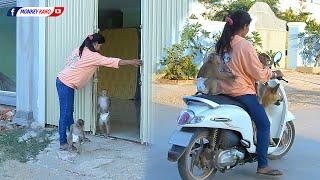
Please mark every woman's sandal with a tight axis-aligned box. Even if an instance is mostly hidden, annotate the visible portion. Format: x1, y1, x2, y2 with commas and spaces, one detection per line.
257, 169, 283, 176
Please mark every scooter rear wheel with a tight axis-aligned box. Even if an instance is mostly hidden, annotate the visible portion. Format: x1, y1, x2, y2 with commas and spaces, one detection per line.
178, 130, 217, 180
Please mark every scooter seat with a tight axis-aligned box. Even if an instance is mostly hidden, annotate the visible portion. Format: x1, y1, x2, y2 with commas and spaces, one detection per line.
194, 94, 246, 110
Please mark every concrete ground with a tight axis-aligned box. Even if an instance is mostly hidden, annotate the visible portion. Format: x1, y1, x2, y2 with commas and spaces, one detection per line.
146, 104, 320, 180
0, 133, 147, 180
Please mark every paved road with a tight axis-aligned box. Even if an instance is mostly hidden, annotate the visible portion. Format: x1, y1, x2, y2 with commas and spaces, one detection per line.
146, 103, 320, 180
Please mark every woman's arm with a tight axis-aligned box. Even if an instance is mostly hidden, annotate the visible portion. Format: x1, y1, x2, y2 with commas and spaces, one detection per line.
119, 59, 143, 67
93, 52, 142, 68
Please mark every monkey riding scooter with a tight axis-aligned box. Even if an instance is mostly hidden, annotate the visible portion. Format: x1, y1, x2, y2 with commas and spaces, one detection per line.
167, 51, 295, 180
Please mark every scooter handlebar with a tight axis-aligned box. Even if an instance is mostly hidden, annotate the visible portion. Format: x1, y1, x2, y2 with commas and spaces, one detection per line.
277, 77, 289, 83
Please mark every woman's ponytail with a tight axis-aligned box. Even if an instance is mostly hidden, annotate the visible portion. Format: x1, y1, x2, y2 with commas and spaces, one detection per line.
78, 33, 105, 58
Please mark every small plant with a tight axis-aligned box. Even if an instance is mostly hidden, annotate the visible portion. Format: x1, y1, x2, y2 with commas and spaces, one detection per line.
181, 22, 221, 64
246, 31, 263, 53
0, 128, 54, 163
160, 44, 197, 80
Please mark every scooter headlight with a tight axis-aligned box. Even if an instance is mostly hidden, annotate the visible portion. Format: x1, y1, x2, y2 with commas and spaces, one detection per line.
177, 110, 195, 125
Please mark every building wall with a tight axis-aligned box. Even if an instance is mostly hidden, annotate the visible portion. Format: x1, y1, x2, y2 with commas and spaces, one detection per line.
249, 2, 287, 68
13, 0, 44, 124
0, 7, 16, 90
46, 0, 97, 131
0, 1, 17, 106
143, 0, 197, 72
140, 0, 196, 143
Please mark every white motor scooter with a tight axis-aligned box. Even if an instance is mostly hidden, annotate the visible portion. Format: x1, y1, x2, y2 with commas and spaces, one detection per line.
168, 52, 295, 180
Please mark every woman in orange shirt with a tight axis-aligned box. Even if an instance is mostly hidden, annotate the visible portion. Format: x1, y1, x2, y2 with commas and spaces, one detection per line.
56, 33, 142, 150
216, 10, 283, 176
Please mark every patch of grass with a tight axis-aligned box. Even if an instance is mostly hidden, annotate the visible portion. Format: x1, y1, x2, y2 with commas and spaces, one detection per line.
0, 128, 54, 163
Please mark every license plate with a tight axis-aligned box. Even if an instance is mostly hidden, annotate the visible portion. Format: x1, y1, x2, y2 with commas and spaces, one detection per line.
169, 131, 194, 147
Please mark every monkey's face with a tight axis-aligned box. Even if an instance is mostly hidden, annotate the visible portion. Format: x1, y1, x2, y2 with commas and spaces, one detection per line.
208, 55, 221, 66
101, 90, 107, 97
76, 119, 85, 128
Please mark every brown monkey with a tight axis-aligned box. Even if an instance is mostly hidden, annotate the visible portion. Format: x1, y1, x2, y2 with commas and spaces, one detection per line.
258, 53, 271, 69
196, 53, 236, 95
97, 90, 111, 136
67, 119, 88, 153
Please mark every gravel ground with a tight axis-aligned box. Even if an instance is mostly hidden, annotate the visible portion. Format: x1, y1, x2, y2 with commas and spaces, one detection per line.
153, 70, 320, 111
0, 132, 147, 180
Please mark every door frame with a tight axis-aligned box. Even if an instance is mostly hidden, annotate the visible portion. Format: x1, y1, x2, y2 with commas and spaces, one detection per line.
93, 0, 152, 144
140, 0, 152, 144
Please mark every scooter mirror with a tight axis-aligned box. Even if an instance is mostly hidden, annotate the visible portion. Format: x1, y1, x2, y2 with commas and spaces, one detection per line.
273, 51, 282, 63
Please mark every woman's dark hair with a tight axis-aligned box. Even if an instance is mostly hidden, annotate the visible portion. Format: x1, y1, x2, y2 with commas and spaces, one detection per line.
216, 10, 252, 55
79, 33, 105, 57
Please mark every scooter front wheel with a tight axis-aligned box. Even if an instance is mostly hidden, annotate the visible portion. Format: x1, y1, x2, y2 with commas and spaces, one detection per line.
178, 130, 217, 180
268, 121, 295, 160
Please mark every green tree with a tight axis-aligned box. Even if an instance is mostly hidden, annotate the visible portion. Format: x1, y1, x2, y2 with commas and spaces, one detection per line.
298, 32, 320, 67
198, 0, 320, 35
278, 8, 320, 35
278, 8, 310, 22
199, 0, 280, 21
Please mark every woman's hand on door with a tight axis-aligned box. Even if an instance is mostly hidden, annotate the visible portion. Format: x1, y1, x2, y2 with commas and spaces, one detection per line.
119, 59, 143, 67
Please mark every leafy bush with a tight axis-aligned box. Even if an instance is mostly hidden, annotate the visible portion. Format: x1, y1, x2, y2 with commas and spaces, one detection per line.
246, 31, 263, 53
160, 21, 264, 80
160, 22, 216, 80
0, 128, 54, 163
160, 44, 197, 80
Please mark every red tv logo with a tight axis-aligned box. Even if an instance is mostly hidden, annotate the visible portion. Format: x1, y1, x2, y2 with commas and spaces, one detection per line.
50, 7, 64, 17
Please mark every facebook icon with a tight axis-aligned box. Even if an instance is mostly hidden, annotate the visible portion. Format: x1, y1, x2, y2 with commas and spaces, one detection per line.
7, 7, 22, 17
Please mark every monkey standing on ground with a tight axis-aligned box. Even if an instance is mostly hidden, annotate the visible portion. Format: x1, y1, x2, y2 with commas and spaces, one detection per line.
67, 119, 88, 153
97, 90, 111, 136
197, 53, 236, 95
